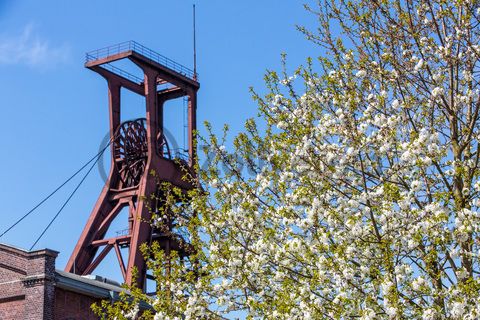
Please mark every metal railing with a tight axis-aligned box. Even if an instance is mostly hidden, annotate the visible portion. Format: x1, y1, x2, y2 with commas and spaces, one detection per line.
101, 63, 144, 84
85, 41, 196, 80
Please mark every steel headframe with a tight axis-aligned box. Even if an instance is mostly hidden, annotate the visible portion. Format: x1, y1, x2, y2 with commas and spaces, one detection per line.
65, 41, 200, 291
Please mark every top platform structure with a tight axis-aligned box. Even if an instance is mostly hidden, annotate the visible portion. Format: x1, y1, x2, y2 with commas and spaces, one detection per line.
85, 41, 199, 91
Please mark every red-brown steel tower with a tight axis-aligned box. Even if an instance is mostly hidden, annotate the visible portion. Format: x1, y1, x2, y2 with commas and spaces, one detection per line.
65, 41, 199, 290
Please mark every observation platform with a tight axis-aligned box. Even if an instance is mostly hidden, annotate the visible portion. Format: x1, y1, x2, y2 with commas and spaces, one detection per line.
85, 41, 199, 95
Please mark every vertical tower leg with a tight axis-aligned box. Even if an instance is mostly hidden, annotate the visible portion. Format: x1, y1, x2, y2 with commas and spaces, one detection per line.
125, 69, 159, 289
125, 180, 156, 288
187, 89, 197, 167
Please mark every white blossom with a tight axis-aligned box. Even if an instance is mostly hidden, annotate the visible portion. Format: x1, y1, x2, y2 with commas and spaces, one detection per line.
356, 70, 367, 77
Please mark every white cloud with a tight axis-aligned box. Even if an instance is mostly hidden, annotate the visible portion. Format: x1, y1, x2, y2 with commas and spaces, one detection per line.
0, 23, 70, 68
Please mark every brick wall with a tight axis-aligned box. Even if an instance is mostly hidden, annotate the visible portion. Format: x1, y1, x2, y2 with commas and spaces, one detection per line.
24, 248, 58, 320
0, 244, 58, 320
0, 243, 122, 320
0, 244, 28, 308
54, 288, 101, 320
0, 298, 25, 319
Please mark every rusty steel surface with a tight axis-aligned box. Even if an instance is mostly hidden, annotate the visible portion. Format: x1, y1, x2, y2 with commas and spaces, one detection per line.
65, 42, 199, 291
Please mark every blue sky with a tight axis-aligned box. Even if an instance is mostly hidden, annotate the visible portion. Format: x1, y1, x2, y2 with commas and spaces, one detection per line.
0, 0, 317, 283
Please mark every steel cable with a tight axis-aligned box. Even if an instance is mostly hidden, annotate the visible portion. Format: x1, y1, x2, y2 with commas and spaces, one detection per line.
29, 144, 108, 250
0, 139, 113, 240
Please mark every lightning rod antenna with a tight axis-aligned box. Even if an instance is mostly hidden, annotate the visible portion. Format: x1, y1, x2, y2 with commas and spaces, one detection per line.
193, 4, 197, 80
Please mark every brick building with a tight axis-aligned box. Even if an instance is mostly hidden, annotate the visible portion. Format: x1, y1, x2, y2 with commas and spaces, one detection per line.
0, 243, 124, 320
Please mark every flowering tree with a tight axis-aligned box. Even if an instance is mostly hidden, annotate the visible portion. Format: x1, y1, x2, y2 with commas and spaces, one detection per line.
95, 0, 480, 318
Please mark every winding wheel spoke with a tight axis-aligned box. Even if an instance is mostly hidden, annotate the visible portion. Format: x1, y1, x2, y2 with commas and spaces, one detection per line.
113, 118, 172, 189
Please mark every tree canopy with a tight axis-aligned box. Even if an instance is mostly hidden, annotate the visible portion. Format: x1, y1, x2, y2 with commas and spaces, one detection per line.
95, 0, 480, 318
